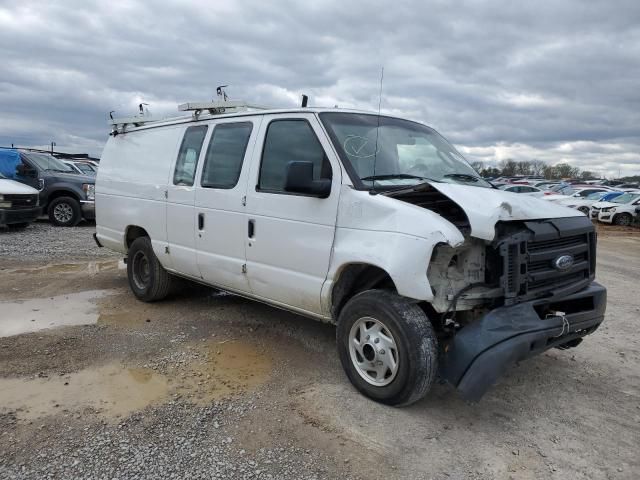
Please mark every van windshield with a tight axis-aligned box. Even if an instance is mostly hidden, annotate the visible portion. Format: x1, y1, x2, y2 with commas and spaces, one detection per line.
24, 153, 75, 173
320, 113, 491, 190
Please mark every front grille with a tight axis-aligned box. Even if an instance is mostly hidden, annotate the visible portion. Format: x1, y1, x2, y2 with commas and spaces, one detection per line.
4, 194, 38, 209
493, 218, 595, 305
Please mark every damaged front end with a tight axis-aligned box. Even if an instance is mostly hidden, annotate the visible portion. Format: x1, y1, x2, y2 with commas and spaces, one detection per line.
387, 183, 607, 401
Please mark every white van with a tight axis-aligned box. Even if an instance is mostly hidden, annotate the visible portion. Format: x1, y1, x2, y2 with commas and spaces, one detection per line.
96, 101, 607, 405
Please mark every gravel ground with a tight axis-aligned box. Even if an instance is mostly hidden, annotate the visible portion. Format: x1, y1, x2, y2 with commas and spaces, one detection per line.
0, 224, 639, 479
0, 220, 117, 263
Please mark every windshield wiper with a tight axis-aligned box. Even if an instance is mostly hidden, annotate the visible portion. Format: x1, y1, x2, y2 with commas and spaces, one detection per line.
443, 173, 481, 182
361, 173, 440, 182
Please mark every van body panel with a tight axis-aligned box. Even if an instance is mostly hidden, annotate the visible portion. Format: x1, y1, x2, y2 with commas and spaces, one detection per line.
96, 126, 183, 261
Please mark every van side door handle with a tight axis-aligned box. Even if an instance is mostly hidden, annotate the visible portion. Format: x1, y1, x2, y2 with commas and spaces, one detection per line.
198, 213, 205, 230
248, 219, 255, 238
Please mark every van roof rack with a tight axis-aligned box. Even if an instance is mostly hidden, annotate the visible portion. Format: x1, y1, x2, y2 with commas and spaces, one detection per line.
108, 99, 272, 134
177, 100, 271, 115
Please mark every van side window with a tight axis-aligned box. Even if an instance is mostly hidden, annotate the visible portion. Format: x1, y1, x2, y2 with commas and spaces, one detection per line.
173, 125, 208, 186
258, 120, 332, 193
201, 122, 253, 189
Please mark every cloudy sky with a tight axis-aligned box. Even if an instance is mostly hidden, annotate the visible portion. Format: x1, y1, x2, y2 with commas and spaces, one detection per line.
1, 0, 639, 178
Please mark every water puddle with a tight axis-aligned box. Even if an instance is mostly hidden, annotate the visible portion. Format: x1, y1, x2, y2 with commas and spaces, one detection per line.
1, 260, 122, 275
0, 340, 272, 421
0, 290, 114, 337
0, 364, 168, 420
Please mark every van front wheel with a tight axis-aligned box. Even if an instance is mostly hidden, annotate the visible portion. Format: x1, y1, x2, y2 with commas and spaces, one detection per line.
336, 290, 438, 406
127, 237, 171, 302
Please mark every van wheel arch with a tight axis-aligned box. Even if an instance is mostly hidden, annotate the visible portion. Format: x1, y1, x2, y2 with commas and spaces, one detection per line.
331, 264, 397, 319
125, 225, 150, 249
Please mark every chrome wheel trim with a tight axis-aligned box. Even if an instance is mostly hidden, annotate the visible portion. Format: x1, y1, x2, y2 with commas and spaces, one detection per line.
349, 316, 399, 387
53, 203, 73, 223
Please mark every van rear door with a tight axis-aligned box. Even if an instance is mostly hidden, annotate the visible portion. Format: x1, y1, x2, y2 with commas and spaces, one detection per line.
194, 118, 261, 293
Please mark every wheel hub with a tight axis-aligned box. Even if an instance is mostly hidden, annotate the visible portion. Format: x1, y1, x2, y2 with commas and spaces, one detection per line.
53, 203, 73, 223
349, 316, 399, 386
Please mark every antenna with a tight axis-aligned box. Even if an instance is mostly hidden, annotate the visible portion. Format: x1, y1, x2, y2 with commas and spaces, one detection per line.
372, 67, 384, 192
216, 85, 229, 102
301, 94, 309, 107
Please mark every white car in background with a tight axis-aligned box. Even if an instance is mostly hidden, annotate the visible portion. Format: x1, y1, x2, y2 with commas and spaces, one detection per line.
498, 184, 544, 196
557, 191, 622, 215
592, 192, 640, 225
544, 185, 616, 203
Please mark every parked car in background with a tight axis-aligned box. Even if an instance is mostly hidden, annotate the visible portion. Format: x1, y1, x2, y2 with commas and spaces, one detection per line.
0, 172, 42, 229
533, 181, 562, 190
498, 184, 544, 196
0, 148, 95, 226
557, 191, 625, 215
62, 160, 97, 176
594, 192, 640, 226
544, 185, 615, 202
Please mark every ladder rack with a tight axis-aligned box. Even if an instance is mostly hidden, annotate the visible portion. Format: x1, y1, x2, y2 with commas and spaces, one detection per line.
108, 100, 272, 133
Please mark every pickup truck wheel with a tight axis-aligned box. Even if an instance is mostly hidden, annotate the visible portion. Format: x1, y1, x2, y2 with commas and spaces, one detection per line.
127, 237, 171, 302
336, 290, 438, 406
48, 196, 81, 227
613, 213, 632, 226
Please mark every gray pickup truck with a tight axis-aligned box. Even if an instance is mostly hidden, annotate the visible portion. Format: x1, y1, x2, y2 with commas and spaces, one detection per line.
0, 148, 95, 226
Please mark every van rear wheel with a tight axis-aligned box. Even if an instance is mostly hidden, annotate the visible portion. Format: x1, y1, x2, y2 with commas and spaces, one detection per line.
336, 290, 438, 406
127, 237, 171, 302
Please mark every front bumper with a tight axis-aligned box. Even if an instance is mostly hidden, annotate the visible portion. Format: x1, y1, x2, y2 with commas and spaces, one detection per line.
598, 212, 613, 223
0, 206, 42, 226
440, 282, 606, 401
80, 200, 95, 220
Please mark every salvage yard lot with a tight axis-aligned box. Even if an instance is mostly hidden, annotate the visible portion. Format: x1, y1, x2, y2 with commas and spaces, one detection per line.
1, 221, 639, 479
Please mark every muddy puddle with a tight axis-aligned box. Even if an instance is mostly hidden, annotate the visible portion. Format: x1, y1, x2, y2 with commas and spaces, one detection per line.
0, 364, 168, 420
0, 340, 272, 421
173, 340, 273, 404
0, 259, 122, 275
0, 289, 115, 337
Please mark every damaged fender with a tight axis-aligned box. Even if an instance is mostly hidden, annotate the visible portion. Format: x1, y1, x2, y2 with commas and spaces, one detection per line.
320, 186, 465, 315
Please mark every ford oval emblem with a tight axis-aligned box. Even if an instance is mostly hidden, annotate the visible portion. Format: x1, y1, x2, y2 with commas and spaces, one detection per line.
553, 254, 574, 271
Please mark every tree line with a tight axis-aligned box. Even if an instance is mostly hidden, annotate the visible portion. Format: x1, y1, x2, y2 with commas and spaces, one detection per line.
470, 159, 595, 180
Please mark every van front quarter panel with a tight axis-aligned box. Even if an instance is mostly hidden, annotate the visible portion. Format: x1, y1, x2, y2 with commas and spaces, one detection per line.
322, 186, 466, 316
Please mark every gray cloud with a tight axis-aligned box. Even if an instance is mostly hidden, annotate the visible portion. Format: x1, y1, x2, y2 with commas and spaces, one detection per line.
0, 0, 639, 177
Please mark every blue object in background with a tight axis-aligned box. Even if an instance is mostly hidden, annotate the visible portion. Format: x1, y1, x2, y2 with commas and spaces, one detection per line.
0, 148, 21, 179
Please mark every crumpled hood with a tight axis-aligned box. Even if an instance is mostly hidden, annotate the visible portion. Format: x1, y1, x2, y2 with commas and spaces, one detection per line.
425, 182, 582, 241
0, 178, 39, 195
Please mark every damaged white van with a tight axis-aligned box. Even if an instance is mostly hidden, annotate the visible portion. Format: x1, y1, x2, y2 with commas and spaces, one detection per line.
95, 101, 606, 405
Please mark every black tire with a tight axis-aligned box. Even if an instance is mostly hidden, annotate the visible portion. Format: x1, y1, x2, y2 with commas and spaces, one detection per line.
578, 206, 590, 215
336, 289, 438, 406
7, 222, 30, 230
613, 213, 632, 226
48, 196, 81, 227
127, 236, 171, 302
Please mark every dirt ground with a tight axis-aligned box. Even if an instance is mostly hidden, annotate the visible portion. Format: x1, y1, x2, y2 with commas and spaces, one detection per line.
0, 224, 639, 479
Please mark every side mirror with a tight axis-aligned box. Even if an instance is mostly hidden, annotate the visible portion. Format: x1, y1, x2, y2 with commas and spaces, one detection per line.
284, 161, 331, 198
16, 164, 37, 177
